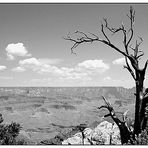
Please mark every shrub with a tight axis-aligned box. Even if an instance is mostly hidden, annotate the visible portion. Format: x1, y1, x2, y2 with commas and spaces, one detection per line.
127, 128, 148, 145
0, 113, 22, 145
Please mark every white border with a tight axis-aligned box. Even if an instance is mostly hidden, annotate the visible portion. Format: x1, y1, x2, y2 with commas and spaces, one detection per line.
0, 0, 147, 3
0, 2, 147, 148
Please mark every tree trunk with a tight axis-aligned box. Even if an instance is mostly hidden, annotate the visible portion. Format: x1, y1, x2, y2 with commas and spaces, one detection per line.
118, 122, 131, 144
134, 84, 142, 135
134, 72, 145, 135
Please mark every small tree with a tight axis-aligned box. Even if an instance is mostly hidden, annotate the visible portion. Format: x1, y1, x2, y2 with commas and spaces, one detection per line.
65, 6, 148, 144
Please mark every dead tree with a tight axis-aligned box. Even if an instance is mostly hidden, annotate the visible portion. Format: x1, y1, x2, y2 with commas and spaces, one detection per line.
98, 96, 132, 144
65, 6, 148, 139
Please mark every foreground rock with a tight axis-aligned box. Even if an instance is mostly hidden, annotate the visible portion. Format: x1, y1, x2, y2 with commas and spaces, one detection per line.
62, 121, 121, 145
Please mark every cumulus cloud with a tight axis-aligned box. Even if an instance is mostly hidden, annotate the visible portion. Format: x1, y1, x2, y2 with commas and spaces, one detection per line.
0, 66, 7, 71
18, 58, 109, 81
19, 58, 62, 66
112, 58, 126, 65
6, 43, 32, 60
19, 57, 40, 66
77, 59, 109, 73
19, 57, 56, 73
11, 66, 26, 72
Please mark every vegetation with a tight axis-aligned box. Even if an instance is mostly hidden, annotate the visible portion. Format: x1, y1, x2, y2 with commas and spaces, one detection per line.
0, 113, 23, 145
127, 128, 148, 145
65, 6, 148, 144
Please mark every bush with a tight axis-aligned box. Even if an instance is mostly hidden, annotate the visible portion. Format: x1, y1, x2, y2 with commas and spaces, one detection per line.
0, 113, 22, 145
127, 128, 148, 145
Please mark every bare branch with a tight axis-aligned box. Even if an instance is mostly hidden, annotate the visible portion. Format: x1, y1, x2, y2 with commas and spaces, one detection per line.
64, 32, 99, 54
123, 109, 129, 122
65, 31, 128, 57
137, 52, 144, 59
104, 113, 112, 118
102, 96, 110, 106
101, 23, 111, 43
98, 105, 110, 110
121, 24, 129, 55
129, 44, 135, 51
87, 138, 94, 145
103, 18, 130, 55
134, 39, 143, 57
124, 57, 136, 80
143, 60, 148, 73
75, 30, 93, 40
103, 18, 123, 34
128, 37, 144, 60
128, 55, 139, 70
126, 6, 135, 46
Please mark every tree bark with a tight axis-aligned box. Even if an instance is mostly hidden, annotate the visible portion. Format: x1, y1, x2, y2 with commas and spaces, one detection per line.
134, 69, 146, 135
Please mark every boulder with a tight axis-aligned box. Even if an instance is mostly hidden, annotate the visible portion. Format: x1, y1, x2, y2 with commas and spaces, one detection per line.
91, 121, 121, 144
62, 121, 121, 145
62, 128, 93, 145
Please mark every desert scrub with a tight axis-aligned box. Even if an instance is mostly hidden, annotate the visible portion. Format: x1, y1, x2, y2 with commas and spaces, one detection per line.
0, 113, 22, 145
127, 128, 148, 145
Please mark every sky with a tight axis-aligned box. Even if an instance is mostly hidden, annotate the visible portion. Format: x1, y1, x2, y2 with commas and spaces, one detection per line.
0, 4, 148, 87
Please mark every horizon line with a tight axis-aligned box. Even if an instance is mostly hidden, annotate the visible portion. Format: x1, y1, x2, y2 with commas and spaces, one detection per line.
0, 86, 135, 89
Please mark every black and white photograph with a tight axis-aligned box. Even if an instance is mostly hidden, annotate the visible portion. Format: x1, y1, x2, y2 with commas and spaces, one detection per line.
0, 2, 148, 145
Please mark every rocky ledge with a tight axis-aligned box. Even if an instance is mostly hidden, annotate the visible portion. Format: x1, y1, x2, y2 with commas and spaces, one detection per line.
39, 121, 121, 145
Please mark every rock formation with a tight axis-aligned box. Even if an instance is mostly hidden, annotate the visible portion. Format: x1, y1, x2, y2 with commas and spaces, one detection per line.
62, 121, 121, 145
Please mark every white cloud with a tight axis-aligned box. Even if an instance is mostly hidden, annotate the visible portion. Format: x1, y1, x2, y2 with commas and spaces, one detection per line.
0, 66, 7, 71
7, 54, 15, 60
19, 57, 55, 73
19, 57, 40, 66
11, 66, 26, 72
112, 58, 126, 65
6, 43, 32, 60
19, 58, 62, 66
18, 58, 109, 81
77, 59, 109, 73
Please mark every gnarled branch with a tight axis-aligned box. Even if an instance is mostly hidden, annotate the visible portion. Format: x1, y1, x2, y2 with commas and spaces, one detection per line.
98, 96, 132, 144
124, 57, 136, 80
64, 30, 128, 57
126, 6, 135, 46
